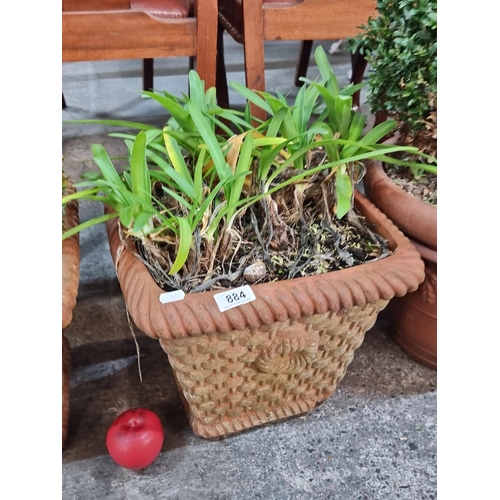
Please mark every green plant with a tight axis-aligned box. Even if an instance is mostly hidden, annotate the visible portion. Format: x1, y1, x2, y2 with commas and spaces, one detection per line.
231, 45, 435, 210
62, 166, 77, 231
347, 0, 437, 149
63, 48, 430, 293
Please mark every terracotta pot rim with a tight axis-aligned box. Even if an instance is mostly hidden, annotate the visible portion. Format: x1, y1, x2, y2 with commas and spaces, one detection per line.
105, 192, 425, 341
410, 238, 437, 265
363, 159, 437, 250
62, 187, 81, 330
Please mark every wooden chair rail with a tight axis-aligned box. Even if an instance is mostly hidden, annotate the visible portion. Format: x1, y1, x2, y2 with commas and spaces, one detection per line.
263, 0, 377, 40
62, 13, 197, 62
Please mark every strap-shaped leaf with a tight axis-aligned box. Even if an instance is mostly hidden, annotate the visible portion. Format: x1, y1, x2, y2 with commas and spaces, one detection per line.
216, 110, 254, 134
309, 82, 339, 132
188, 70, 207, 114
266, 141, 418, 190
279, 108, 299, 143
92, 144, 132, 207
62, 212, 118, 240
168, 217, 193, 275
373, 152, 437, 174
260, 137, 294, 186
340, 82, 366, 97
347, 112, 367, 143
205, 86, 217, 106
63, 119, 155, 131
361, 120, 398, 145
146, 150, 197, 201
132, 210, 154, 235
292, 82, 320, 137
62, 187, 101, 204
229, 132, 254, 209
341, 119, 397, 159
130, 131, 151, 205
186, 101, 230, 181
142, 91, 192, 131
335, 170, 353, 219
334, 95, 353, 139
192, 171, 231, 228
318, 123, 340, 164
158, 183, 193, 211
224, 133, 246, 173
229, 82, 274, 115
119, 204, 134, 229
193, 147, 207, 206
314, 45, 340, 96
159, 130, 200, 155
163, 127, 195, 189
260, 93, 290, 116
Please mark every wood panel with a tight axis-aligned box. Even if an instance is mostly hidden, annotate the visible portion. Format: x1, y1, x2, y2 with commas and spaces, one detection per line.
62, 12, 197, 61
263, 0, 378, 41
62, 0, 131, 12
194, 0, 218, 88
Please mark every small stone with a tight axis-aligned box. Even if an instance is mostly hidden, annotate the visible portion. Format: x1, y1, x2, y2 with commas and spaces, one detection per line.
243, 261, 266, 283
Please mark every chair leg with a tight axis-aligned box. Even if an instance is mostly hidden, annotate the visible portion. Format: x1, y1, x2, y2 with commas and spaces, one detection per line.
143, 58, 154, 91
188, 56, 196, 98
62, 93, 67, 109
241, 0, 266, 122
193, 0, 218, 89
216, 24, 230, 109
294, 40, 313, 87
350, 48, 368, 110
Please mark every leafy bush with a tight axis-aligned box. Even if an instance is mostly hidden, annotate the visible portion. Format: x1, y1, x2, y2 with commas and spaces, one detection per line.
348, 0, 437, 135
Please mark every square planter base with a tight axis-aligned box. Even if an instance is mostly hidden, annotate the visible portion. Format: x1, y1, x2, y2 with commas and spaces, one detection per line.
159, 301, 387, 438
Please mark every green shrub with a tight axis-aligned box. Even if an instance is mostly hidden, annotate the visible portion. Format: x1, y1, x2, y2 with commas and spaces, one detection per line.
348, 0, 437, 135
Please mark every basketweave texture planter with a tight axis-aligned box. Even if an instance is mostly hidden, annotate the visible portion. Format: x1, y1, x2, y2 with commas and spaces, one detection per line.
105, 191, 425, 438
62, 186, 80, 448
363, 159, 437, 370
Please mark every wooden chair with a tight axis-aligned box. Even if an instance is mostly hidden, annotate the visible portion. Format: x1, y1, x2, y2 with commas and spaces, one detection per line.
62, 0, 217, 106
216, 0, 377, 120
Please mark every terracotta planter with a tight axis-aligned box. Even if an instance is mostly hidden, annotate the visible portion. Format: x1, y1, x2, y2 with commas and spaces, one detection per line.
62, 188, 80, 448
362, 159, 437, 370
105, 191, 425, 438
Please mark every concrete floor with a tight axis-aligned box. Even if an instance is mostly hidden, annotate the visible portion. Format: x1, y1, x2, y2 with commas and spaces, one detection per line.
62, 36, 437, 500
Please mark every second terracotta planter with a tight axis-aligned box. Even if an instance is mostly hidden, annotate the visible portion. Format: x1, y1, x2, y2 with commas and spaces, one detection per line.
362, 159, 437, 370
105, 191, 425, 438
62, 184, 80, 448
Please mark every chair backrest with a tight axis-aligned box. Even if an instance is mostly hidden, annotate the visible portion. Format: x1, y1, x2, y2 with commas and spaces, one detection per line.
62, 0, 216, 88
63, 0, 132, 12
219, 0, 302, 42
63, 0, 191, 16
217, 0, 377, 119
130, 0, 190, 18
262, 0, 378, 41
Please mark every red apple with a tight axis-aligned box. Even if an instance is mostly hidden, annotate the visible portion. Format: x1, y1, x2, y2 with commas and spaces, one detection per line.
106, 408, 164, 470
